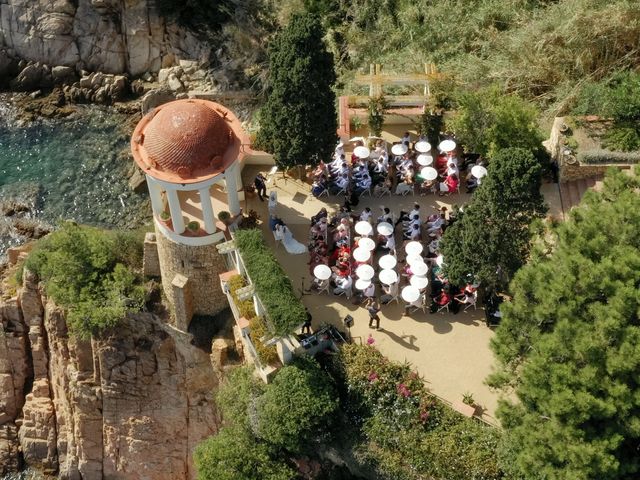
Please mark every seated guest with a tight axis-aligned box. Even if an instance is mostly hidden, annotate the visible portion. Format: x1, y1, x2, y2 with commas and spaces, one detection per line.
395, 181, 413, 196
333, 274, 353, 297
330, 173, 349, 194
430, 289, 452, 312
311, 207, 328, 226
403, 214, 421, 229
419, 178, 437, 196
380, 281, 399, 304
446, 162, 459, 177
401, 131, 411, 146
403, 223, 421, 241
354, 173, 372, 194
374, 178, 392, 198
397, 203, 420, 225
359, 207, 373, 223
380, 233, 396, 252
377, 206, 392, 224
439, 173, 459, 195
311, 178, 327, 197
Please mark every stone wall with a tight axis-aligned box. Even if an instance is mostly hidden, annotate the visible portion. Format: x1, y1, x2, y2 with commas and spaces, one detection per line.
155, 229, 230, 327
0, 270, 225, 479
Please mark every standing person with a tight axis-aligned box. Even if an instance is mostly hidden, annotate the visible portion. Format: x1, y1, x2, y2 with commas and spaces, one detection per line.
302, 309, 313, 334
254, 173, 267, 201
365, 298, 381, 329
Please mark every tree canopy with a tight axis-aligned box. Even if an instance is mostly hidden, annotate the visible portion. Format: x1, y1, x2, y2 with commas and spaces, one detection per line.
490, 168, 640, 479
255, 12, 337, 169
440, 147, 546, 289
256, 357, 338, 452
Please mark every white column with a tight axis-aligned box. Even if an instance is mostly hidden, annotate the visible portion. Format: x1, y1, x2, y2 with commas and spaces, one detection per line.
166, 188, 185, 234
199, 187, 216, 234
147, 177, 164, 216
225, 163, 241, 216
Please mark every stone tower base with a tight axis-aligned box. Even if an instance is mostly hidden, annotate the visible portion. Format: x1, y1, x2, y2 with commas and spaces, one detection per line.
155, 228, 230, 330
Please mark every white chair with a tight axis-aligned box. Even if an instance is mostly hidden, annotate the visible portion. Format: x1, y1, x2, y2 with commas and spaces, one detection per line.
334, 286, 352, 300
316, 187, 329, 198
359, 187, 372, 198
463, 291, 478, 311
436, 301, 450, 314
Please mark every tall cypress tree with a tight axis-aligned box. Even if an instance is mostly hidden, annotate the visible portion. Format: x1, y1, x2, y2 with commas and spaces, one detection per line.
256, 13, 337, 170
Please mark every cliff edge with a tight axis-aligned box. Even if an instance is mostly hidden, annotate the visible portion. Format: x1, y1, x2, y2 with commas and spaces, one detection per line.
0, 270, 222, 479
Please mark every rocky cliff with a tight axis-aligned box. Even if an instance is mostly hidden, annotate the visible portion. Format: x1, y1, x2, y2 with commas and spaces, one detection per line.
0, 0, 208, 76
0, 270, 223, 479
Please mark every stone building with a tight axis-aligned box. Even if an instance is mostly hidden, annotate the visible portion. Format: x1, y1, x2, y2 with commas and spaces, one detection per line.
131, 98, 246, 330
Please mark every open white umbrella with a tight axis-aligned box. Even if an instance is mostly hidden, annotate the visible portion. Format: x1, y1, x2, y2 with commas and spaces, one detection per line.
414, 141, 431, 153
406, 254, 424, 265
410, 275, 429, 289
376, 222, 394, 236
379, 269, 399, 285
391, 143, 408, 156
471, 165, 488, 179
401, 285, 421, 303
358, 237, 376, 251
355, 278, 371, 290
405, 241, 424, 256
354, 146, 371, 159
411, 262, 429, 276
438, 139, 456, 152
378, 254, 397, 270
355, 221, 373, 236
313, 264, 332, 280
420, 167, 438, 181
417, 154, 434, 166
353, 247, 371, 263
356, 264, 375, 281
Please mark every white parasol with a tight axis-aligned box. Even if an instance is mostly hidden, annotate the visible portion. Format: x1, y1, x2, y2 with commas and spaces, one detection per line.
313, 264, 332, 280
438, 139, 456, 152
420, 167, 438, 181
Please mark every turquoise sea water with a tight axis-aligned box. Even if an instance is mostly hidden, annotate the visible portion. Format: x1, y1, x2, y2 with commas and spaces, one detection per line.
0, 98, 150, 258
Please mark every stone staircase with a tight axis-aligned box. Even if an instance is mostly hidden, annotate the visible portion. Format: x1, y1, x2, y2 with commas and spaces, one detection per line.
559, 175, 603, 216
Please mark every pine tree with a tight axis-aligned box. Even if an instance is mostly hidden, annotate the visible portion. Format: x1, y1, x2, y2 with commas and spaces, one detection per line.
256, 13, 337, 170
440, 147, 546, 290
490, 168, 640, 479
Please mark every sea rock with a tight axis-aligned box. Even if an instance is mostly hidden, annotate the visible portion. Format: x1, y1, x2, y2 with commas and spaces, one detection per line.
11, 64, 44, 91
51, 65, 76, 83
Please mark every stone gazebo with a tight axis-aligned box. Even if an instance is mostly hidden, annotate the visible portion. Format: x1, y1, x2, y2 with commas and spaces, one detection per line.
131, 98, 246, 330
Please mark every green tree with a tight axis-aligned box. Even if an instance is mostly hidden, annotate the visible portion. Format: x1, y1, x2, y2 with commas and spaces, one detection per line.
256, 357, 338, 452
194, 426, 295, 480
450, 86, 544, 159
256, 12, 337, 170
490, 168, 640, 479
441, 148, 545, 289
367, 95, 388, 136
216, 366, 265, 429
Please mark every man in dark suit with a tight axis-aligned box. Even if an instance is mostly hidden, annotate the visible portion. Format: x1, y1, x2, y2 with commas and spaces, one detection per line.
254, 173, 267, 201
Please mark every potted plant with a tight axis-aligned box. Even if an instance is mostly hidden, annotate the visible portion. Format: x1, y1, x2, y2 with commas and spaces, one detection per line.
462, 392, 476, 407
217, 211, 231, 225
186, 220, 201, 235
159, 210, 172, 229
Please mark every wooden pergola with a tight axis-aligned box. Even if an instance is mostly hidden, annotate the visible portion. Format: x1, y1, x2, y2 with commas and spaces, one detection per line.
346, 63, 441, 108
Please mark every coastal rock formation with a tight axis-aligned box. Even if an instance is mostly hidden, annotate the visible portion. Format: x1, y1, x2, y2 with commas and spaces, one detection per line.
0, 0, 208, 76
0, 271, 222, 478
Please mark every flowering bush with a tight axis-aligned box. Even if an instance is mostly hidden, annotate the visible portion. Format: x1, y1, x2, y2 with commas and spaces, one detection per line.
335, 344, 503, 480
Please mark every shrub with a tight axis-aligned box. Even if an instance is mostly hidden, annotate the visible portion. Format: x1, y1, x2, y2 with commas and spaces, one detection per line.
367, 95, 388, 137
578, 149, 640, 164
216, 366, 265, 428
194, 426, 295, 480
227, 275, 256, 319
234, 229, 306, 335
249, 317, 279, 366
256, 357, 338, 452
25, 223, 145, 337
336, 344, 503, 480
602, 124, 640, 152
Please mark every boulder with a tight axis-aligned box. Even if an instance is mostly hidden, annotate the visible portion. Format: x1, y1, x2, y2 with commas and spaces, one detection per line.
158, 67, 172, 84
11, 64, 43, 91
167, 73, 184, 93
141, 89, 175, 114
51, 65, 76, 83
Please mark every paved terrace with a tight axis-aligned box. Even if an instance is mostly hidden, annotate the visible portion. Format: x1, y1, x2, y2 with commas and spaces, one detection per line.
240, 157, 563, 426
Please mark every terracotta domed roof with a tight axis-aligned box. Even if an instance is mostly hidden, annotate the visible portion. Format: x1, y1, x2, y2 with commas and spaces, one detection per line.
141, 100, 231, 177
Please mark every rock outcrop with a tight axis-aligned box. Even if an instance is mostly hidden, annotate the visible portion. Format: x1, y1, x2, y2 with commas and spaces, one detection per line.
0, 271, 222, 479
0, 0, 209, 77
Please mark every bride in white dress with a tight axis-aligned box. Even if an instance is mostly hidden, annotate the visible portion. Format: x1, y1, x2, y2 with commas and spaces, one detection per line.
275, 224, 306, 254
